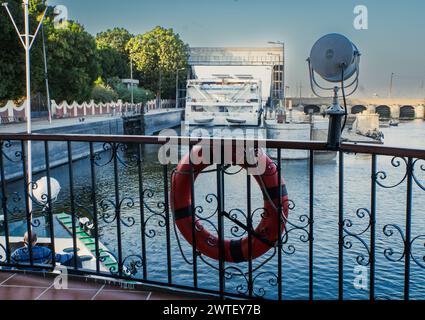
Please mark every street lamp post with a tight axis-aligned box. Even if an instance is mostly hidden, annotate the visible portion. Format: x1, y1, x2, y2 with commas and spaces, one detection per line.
389, 72, 395, 98
130, 57, 134, 105
158, 68, 162, 109
3, 1, 49, 215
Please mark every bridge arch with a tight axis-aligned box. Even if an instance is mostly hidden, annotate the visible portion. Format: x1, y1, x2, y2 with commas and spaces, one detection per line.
351, 105, 367, 114
375, 105, 391, 120
399, 105, 415, 120
304, 105, 321, 115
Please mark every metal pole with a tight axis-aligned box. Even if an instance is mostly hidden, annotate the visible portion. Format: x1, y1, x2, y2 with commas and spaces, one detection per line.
24, 0, 33, 214
3, 1, 48, 220
176, 69, 179, 109
299, 81, 303, 99
389, 72, 394, 98
130, 58, 134, 105
158, 69, 162, 109
282, 42, 286, 116
269, 69, 274, 118
41, 24, 52, 124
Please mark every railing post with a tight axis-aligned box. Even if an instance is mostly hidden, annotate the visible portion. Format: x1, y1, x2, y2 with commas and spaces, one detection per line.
246, 171, 253, 298
277, 148, 283, 301
44, 141, 56, 267
370, 155, 377, 301
309, 150, 315, 300
137, 144, 147, 279
163, 164, 172, 285
0, 141, 11, 264
67, 141, 78, 270
89, 142, 101, 274
338, 151, 344, 300
189, 145, 198, 289
404, 157, 413, 300
217, 160, 225, 299
112, 142, 123, 276
21, 140, 33, 266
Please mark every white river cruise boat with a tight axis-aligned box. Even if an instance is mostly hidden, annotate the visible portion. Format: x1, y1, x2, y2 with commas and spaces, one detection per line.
185, 77, 264, 127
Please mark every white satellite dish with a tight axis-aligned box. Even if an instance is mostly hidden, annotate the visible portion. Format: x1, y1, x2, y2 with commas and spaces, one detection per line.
309, 33, 360, 83
33, 177, 61, 206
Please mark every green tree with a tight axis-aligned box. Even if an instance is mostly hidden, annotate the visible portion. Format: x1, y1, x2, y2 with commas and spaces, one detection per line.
96, 28, 132, 81
0, 0, 45, 102
96, 27, 132, 54
0, 1, 100, 104
97, 46, 129, 81
45, 20, 100, 103
126, 26, 189, 99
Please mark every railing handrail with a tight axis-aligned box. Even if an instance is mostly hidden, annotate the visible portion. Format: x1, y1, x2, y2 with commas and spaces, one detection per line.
1, 133, 425, 160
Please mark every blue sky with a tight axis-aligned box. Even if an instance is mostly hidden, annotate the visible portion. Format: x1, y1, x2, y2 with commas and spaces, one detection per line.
49, 0, 425, 98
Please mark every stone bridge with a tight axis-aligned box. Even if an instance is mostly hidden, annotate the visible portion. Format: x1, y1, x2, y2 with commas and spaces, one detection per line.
288, 97, 425, 120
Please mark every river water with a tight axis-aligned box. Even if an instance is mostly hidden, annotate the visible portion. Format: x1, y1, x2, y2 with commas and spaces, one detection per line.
2, 120, 425, 300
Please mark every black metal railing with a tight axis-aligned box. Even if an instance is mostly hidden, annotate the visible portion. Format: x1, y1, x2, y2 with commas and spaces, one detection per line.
0, 133, 424, 300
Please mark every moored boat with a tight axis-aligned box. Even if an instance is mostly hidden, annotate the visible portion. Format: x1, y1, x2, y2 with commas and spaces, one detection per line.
185, 77, 263, 127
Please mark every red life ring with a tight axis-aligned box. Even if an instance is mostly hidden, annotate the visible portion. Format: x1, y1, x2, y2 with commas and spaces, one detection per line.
171, 146, 289, 263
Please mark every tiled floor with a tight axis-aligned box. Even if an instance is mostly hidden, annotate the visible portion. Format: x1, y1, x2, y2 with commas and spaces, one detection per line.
0, 271, 204, 300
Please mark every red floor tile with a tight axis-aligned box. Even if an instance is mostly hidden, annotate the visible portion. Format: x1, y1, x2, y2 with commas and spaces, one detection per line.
2, 273, 53, 288
37, 288, 99, 300
0, 271, 209, 300
63, 277, 104, 290
0, 272, 15, 284
0, 287, 45, 300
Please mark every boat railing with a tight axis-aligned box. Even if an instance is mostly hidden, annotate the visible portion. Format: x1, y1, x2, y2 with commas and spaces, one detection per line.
0, 133, 424, 300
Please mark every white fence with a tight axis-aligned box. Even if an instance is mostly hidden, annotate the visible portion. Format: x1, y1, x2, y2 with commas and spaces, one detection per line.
0, 99, 176, 123
145, 99, 176, 111
51, 100, 142, 118
0, 100, 27, 123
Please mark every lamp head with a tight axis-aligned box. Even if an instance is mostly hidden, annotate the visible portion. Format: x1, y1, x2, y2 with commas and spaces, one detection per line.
309, 33, 360, 83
